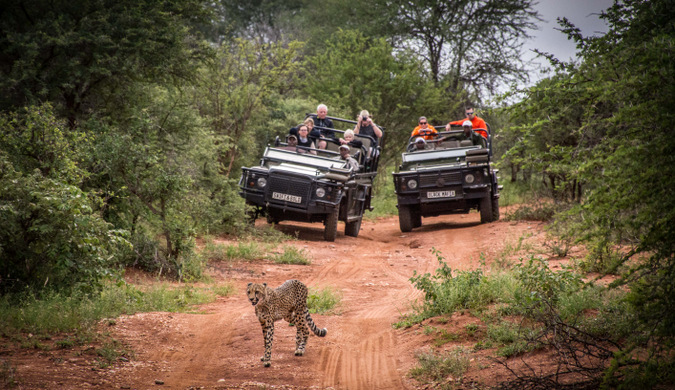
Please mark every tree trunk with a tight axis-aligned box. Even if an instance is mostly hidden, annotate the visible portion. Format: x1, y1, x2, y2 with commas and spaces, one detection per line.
510, 163, 519, 182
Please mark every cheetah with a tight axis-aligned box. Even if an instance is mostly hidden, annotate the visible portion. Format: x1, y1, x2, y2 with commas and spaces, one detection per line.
247, 279, 327, 367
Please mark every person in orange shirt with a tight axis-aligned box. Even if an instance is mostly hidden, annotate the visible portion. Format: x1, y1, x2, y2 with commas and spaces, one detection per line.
445, 107, 488, 139
410, 116, 438, 140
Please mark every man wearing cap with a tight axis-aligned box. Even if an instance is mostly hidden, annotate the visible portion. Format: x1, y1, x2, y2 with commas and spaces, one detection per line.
282, 134, 299, 152
445, 106, 488, 138
338, 144, 359, 172
414, 137, 428, 151
458, 120, 484, 147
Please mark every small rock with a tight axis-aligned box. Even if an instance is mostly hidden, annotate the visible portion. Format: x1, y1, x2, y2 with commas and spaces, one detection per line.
155, 379, 164, 385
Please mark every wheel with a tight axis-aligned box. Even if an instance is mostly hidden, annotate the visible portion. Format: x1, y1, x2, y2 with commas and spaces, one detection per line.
398, 205, 414, 232
245, 204, 258, 225
344, 218, 362, 237
412, 207, 422, 228
480, 193, 494, 223
324, 208, 339, 241
491, 196, 500, 221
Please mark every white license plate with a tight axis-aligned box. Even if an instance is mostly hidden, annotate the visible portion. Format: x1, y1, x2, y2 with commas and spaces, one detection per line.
272, 192, 302, 203
427, 190, 455, 199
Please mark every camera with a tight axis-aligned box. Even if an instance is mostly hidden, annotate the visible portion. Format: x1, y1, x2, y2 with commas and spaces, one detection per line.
362, 116, 369, 122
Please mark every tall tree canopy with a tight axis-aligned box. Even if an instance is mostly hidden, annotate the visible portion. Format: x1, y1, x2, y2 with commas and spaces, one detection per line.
0, 0, 212, 126
500, 0, 675, 384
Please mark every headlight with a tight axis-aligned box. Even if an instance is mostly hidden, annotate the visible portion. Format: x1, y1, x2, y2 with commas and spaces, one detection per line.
315, 187, 326, 198
465, 174, 475, 184
407, 179, 418, 189
256, 177, 267, 188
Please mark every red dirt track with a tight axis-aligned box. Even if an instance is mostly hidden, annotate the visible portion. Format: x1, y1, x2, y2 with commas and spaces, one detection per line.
7, 213, 545, 389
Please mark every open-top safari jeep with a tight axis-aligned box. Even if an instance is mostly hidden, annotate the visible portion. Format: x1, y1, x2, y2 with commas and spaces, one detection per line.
392, 124, 500, 232
239, 116, 381, 241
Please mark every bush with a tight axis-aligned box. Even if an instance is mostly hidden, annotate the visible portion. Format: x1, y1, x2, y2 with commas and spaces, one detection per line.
0, 156, 129, 295
307, 286, 341, 314
410, 348, 470, 387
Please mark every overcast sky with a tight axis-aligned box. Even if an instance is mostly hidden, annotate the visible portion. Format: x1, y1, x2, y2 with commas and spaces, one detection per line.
522, 0, 614, 82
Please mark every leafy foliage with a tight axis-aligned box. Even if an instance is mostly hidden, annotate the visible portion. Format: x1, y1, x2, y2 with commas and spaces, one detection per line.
0, 106, 128, 295
500, 2, 675, 384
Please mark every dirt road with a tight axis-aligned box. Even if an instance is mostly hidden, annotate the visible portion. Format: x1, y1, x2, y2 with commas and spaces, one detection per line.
9, 213, 542, 389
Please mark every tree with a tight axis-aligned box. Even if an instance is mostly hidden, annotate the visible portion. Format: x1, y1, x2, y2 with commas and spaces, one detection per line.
303, 29, 456, 169
0, 0, 212, 126
192, 38, 305, 177
500, 0, 675, 385
329, 0, 539, 94
0, 105, 127, 295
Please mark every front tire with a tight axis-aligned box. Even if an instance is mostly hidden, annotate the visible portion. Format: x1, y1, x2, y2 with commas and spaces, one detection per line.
491, 196, 500, 221
412, 207, 422, 228
480, 192, 494, 223
398, 205, 414, 232
324, 208, 339, 241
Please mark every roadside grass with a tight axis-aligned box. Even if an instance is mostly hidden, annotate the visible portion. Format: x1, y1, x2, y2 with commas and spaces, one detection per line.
269, 245, 311, 265
0, 358, 17, 388
410, 348, 471, 389
397, 247, 629, 387
202, 240, 265, 262
308, 286, 342, 314
0, 280, 234, 339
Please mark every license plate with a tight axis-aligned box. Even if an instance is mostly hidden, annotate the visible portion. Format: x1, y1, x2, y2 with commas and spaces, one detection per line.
272, 192, 302, 203
427, 190, 455, 199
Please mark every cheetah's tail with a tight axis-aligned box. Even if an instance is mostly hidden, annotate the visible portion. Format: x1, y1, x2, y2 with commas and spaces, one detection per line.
304, 309, 327, 337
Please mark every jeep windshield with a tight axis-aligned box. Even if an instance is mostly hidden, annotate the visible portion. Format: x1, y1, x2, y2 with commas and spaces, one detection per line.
401, 146, 481, 171
263, 147, 348, 173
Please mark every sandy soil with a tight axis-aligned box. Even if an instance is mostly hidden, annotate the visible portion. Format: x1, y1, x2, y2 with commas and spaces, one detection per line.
4, 213, 552, 390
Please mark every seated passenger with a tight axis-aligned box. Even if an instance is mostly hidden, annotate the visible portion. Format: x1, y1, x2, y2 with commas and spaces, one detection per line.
339, 129, 363, 149
414, 137, 428, 151
312, 104, 336, 139
445, 106, 488, 138
353, 110, 383, 147
458, 120, 484, 147
410, 116, 438, 140
281, 134, 299, 152
296, 124, 317, 154
338, 144, 359, 172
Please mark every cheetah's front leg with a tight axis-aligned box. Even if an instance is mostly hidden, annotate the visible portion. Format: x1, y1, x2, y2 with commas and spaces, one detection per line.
261, 321, 274, 367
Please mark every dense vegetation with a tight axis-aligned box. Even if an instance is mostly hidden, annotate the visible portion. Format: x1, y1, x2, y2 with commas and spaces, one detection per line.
0, 0, 673, 387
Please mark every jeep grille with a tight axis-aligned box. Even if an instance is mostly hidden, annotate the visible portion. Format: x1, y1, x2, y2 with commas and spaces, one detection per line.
419, 172, 462, 187
267, 175, 312, 207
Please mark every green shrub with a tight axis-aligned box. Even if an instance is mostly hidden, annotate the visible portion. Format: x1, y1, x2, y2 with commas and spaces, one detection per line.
410, 348, 470, 386
0, 156, 129, 295
307, 286, 341, 314
400, 249, 516, 325
0, 281, 230, 336
270, 245, 311, 265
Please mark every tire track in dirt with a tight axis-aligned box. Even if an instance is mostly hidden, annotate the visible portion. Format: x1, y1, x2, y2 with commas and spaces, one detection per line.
318, 323, 402, 389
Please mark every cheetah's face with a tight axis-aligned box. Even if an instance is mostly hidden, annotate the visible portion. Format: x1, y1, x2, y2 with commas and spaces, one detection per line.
247, 282, 267, 306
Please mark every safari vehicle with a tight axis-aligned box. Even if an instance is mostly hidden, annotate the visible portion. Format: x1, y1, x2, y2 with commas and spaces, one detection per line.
239, 116, 381, 241
392, 125, 500, 232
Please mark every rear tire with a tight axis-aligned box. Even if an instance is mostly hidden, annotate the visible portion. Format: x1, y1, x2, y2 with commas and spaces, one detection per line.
344, 218, 362, 237
480, 193, 494, 223
324, 208, 339, 241
398, 205, 414, 232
